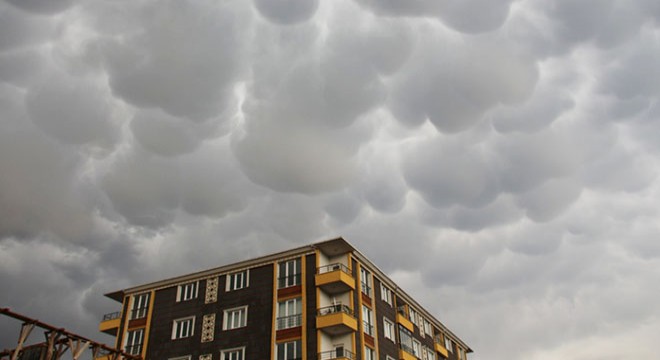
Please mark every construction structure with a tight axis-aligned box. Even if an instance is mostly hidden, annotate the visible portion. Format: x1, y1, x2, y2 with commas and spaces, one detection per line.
0, 307, 138, 360
98, 237, 472, 360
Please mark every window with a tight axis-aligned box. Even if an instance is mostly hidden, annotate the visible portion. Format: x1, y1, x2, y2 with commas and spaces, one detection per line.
386, 356, 396, 360
364, 346, 375, 360
177, 282, 198, 302
360, 267, 372, 297
458, 347, 465, 360
277, 298, 302, 329
226, 270, 249, 291
422, 347, 436, 360
380, 284, 393, 306
224, 306, 247, 330
124, 329, 143, 355
277, 340, 301, 360
130, 293, 150, 319
383, 317, 395, 341
445, 337, 453, 353
412, 339, 421, 357
409, 307, 418, 325
278, 258, 301, 288
423, 319, 433, 336
172, 316, 195, 339
399, 326, 414, 355
362, 305, 373, 336
221, 347, 245, 360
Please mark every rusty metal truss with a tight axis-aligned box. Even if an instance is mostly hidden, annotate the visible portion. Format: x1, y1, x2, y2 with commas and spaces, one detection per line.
0, 308, 140, 360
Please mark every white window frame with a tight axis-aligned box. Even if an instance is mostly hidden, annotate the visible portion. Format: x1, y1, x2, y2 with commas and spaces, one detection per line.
409, 307, 418, 325
130, 293, 150, 320
364, 346, 375, 360
424, 319, 433, 336
386, 356, 396, 360
169, 357, 191, 360
362, 305, 374, 336
220, 347, 245, 360
278, 258, 301, 288
223, 306, 248, 330
445, 337, 453, 353
172, 316, 195, 339
380, 283, 393, 306
277, 297, 302, 329
360, 267, 372, 297
124, 328, 143, 355
226, 270, 249, 291
177, 281, 199, 302
276, 340, 302, 360
412, 339, 421, 358
383, 317, 395, 341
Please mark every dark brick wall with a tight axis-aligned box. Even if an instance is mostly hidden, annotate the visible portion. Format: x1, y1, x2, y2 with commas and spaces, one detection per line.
373, 278, 398, 360
145, 264, 274, 360
305, 254, 318, 359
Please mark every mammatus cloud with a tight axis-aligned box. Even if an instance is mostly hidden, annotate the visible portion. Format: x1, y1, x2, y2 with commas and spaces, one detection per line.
1, 0, 659, 359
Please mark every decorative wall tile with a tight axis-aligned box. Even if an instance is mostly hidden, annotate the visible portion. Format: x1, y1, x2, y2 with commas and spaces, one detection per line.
201, 313, 215, 343
199, 354, 212, 360
205, 277, 218, 304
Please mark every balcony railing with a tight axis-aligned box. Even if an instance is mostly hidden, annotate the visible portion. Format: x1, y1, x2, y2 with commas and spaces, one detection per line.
317, 263, 351, 275
278, 274, 302, 288
129, 307, 148, 320
276, 314, 302, 329
317, 304, 353, 317
400, 343, 415, 356
318, 349, 356, 360
363, 322, 374, 336
124, 344, 142, 355
102, 311, 121, 321
360, 283, 372, 297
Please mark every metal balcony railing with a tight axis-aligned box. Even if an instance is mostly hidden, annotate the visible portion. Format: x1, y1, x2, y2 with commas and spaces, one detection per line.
317, 263, 351, 275
276, 314, 302, 329
400, 343, 415, 356
102, 311, 121, 321
278, 274, 302, 288
124, 344, 142, 355
363, 322, 374, 336
129, 307, 148, 320
317, 304, 354, 317
318, 349, 356, 360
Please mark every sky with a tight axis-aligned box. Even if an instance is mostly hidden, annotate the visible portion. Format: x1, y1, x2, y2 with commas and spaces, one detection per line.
0, 0, 659, 358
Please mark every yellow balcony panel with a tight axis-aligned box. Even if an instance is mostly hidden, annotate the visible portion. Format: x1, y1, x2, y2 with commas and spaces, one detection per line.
396, 313, 414, 332
315, 264, 355, 294
99, 311, 121, 336
399, 348, 417, 360
316, 305, 358, 336
435, 342, 449, 358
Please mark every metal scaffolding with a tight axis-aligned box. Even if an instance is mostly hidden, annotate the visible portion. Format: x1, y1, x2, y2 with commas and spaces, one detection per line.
0, 308, 140, 360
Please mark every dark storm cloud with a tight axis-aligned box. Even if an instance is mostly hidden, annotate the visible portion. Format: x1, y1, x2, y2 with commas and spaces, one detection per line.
1, 0, 659, 358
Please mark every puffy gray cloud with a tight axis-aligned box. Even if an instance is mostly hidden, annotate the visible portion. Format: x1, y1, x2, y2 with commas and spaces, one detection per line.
253, 0, 319, 25
5, 0, 75, 15
1, 0, 659, 359
100, 0, 247, 121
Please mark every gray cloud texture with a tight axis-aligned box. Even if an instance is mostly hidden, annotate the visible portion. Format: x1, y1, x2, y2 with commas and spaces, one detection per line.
1, 0, 659, 359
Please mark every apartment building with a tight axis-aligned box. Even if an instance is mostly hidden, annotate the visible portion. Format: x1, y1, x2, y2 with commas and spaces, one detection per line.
98, 237, 472, 360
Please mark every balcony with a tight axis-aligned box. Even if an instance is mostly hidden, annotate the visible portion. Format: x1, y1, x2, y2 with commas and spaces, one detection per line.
316, 305, 358, 335
99, 311, 121, 336
398, 346, 417, 360
318, 349, 356, 360
396, 308, 414, 333
315, 264, 355, 294
435, 341, 449, 358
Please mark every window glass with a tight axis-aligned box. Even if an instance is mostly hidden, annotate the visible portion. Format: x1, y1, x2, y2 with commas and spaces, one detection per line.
277, 298, 302, 329
172, 317, 195, 339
